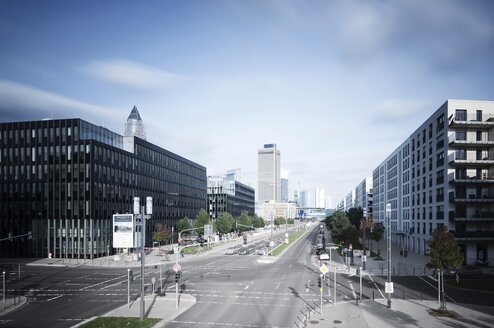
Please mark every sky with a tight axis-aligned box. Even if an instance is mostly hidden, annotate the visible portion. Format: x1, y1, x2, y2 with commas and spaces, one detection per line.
1, 0, 494, 206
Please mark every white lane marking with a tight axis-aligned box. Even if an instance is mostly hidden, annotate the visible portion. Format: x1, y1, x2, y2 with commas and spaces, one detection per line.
275, 282, 281, 290
244, 284, 250, 290
101, 280, 126, 290
368, 274, 385, 299
47, 294, 64, 302
281, 274, 286, 280
349, 282, 357, 299
79, 275, 125, 291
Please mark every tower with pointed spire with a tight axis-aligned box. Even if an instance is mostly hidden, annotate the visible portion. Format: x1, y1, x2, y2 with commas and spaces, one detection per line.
123, 105, 146, 153
124, 105, 146, 140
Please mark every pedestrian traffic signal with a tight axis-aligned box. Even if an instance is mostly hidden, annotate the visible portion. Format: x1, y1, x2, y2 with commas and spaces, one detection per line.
175, 271, 181, 283
128, 270, 134, 282
317, 275, 322, 287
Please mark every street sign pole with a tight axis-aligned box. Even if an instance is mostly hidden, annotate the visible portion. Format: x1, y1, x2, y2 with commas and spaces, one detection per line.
140, 205, 145, 320
386, 203, 392, 309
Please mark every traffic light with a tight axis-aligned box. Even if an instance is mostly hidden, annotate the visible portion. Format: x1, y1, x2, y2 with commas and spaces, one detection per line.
128, 270, 134, 282
317, 275, 322, 288
175, 271, 181, 283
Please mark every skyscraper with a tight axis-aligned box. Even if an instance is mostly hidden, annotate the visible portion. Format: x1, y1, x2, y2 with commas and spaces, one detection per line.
124, 105, 146, 140
258, 144, 281, 203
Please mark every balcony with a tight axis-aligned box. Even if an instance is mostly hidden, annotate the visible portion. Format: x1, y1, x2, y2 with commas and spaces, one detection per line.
449, 113, 494, 129
448, 172, 494, 184
448, 153, 494, 167
449, 210, 494, 222
448, 135, 494, 149
454, 230, 494, 240
449, 191, 494, 203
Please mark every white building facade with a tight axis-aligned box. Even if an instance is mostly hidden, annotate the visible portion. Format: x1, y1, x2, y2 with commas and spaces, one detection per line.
258, 144, 281, 203
372, 100, 494, 266
355, 177, 373, 219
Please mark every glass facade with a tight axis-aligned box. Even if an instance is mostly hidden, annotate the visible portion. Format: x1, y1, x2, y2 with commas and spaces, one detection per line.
0, 118, 207, 258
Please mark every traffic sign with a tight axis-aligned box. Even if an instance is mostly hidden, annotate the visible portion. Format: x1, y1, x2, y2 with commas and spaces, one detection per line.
172, 263, 181, 273
320, 263, 328, 275
362, 255, 367, 262
385, 282, 394, 293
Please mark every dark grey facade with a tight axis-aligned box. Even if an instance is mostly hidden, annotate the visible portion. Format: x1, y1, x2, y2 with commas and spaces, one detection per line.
0, 118, 207, 258
207, 177, 255, 220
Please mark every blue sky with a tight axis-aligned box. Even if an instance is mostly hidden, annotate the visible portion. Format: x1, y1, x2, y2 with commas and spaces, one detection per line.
1, 0, 494, 205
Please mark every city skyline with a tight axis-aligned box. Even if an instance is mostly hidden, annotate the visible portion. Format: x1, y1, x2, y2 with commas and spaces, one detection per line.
1, 1, 494, 203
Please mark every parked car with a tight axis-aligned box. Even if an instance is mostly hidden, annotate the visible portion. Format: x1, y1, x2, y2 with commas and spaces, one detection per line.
225, 247, 237, 255
319, 253, 329, 260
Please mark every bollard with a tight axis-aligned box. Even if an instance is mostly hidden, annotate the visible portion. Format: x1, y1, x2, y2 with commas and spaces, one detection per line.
372, 291, 375, 301
403, 290, 405, 300
420, 292, 423, 301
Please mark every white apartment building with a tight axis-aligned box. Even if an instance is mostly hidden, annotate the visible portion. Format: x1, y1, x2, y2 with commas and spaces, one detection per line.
355, 177, 373, 219
258, 144, 281, 203
344, 190, 356, 212
315, 188, 325, 208
372, 99, 494, 266
259, 200, 298, 222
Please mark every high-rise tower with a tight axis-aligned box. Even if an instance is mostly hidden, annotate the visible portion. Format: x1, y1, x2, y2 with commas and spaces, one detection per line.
258, 144, 281, 203
124, 105, 146, 140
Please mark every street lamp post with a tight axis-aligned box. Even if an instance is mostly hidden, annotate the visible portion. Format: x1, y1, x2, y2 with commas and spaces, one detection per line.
134, 197, 152, 321
386, 203, 392, 308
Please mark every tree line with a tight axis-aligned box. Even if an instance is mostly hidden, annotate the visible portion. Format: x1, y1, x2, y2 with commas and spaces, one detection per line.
152, 209, 267, 245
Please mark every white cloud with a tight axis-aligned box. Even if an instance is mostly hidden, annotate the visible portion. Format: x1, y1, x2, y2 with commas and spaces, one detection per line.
82, 59, 184, 90
369, 98, 431, 123
0, 79, 119, 120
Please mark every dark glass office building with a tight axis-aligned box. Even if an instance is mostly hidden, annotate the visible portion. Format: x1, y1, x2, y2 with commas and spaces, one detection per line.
207, 176, 255, 219
0, 117, 207, 258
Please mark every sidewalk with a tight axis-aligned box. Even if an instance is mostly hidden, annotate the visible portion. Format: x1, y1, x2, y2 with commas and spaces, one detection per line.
331, 239, 433, 277
0, 296, 27, 317
72, 293, 196, 328
300, 298, 494, 328
25, 227, 288, 269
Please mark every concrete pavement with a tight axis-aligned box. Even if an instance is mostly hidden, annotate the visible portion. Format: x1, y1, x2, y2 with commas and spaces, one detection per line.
4, 226, 494, 328
301, 298, 493, 328
72, 294, 196, 328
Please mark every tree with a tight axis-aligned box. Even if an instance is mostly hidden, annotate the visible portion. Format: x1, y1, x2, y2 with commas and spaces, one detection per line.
177, 217, 192, 236
237, 212, 252, 232
194, 208, 210, 235
274, 217, 286, 227
346, 207, 364, 230
252, 215, 265, 228
328, 214, 352, 244
370, 222, 385, 256
427, 225, 463, 311
360, 218, 375, 251
217, 213, 234, 235
152, 223, 172, 245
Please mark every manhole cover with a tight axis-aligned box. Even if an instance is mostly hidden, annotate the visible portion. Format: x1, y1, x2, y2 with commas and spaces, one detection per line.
309, 320, 319, 324
334, 320, 343, 324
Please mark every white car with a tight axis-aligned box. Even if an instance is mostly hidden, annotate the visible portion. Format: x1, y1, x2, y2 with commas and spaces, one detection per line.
319, 253, 329, 260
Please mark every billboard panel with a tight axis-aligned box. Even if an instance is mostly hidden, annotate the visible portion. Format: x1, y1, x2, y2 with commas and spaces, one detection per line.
113, 214, 134, 248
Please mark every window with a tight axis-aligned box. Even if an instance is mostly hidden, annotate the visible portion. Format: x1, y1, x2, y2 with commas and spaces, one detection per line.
456, 130, 466, 141
455, 109, 467, 121
477, 110, 482, 121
